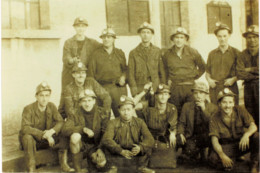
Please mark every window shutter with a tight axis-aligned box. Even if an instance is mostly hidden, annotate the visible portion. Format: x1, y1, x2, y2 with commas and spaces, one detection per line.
39, 0, 50, 29
128, 0, 149, 34
160, 0, 181, 48
207, 1, 232, 34
106, 0, 129, 35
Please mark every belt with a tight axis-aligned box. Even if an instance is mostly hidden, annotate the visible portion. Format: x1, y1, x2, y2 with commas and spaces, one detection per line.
98, 80, 116, 85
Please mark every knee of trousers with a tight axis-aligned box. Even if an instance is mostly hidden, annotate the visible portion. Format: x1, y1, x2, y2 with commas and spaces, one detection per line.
21, 134, 36, 149
70, 133, 82, 145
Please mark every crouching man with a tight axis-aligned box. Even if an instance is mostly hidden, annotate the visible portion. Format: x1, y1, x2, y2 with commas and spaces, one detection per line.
19, 82, 73, 172
101, 95, 155, 173
62, 89, 110, 172
209, 88, 259, 173
177, 81, 218, 162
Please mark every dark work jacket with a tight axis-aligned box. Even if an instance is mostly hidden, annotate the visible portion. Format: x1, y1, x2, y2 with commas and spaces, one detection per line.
178, 101, 218, 139
237, 49, 259, 83
61, 35, 101, 91
128, 43, 166, 96
20, 101, 64, 141
62, 106, 109, 145
101, 117, 154, 154
62, 77, 111, 119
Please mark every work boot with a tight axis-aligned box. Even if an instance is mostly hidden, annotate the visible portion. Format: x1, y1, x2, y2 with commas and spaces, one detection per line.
72, 152, 88, 173
58, 149, 75, 172
251, 161, 259, 173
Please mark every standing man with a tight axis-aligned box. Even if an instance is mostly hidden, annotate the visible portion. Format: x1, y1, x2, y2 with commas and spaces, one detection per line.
209, 88, 259, 173
206, 23, 240, 104
237, 25, 259, 127
101, 95, 155, 173
60, 62, 111, 119
177, 81, 218, 162
88, 28, 127, 117
61, 17, 101, 91
162, 27, 206, 114
128, 22, 166, 98
62, 89, 110, 172
19, 82, 73, 172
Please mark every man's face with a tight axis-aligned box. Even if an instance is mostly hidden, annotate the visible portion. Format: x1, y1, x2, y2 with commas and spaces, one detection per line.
216, 29, 230, 47
80, 97, 96, 112
91, 149, 107, 168
193, 90, 207, 103
218, 96, 235, 115
74, 24, 87, 36
36, 91, 51, 107
72, 71, 86, 83
173, 34, 187, 48
156, 92, 170, 104
119, 104, 134, 122
246, 34, 259, 48
139, 29, 153, 43
102, 35, 115, 48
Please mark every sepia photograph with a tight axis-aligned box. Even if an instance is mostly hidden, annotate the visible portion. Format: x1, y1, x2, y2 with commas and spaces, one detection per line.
1, 0, 259, 172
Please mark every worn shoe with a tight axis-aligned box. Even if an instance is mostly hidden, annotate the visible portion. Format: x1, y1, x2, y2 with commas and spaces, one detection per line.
251, 161, 259, 173
58, 149, 75, 172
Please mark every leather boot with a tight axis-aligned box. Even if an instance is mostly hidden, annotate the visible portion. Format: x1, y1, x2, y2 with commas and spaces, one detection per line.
58, 149, 75, 172
251, 161, 259, 173
72, 152, 88, 173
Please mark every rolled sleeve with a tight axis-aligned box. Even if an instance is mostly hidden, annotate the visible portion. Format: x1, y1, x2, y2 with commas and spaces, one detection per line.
209, 119, 220, 139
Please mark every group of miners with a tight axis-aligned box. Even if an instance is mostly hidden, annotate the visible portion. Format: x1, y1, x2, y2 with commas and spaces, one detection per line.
19, 17, 259, 173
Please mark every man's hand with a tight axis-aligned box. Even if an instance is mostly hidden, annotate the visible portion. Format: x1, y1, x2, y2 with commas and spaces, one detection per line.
83, 127, 94, 138
224, 77, 236, 87
135, 103, 143, 110
131, 144, 141, 156
120, 149, 133, 159
220, 154, 233, 168
180, 134, 186, 145
167, 80, 172, 86
208, 78, 218, 88
47, 136, 55, 147
169, 133, 176, 148
118, 76, 126, 86
69, 57, 80, 65
195, 101, 206, 111
143, 82, 152, 92
43, 129, 55, 139
239, 133, 250, 151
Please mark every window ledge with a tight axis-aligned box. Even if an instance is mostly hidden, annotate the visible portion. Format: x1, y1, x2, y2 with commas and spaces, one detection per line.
2, 29, 62, 39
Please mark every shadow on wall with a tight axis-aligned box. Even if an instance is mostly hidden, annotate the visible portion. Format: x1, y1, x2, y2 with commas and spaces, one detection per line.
2, 109, 22, 136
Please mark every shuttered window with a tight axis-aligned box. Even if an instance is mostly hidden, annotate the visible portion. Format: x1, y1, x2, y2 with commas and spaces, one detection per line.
2, 0, 50, 30
207, 0, 232, 34
106, 0, 150, 35
160, 0, 181, 48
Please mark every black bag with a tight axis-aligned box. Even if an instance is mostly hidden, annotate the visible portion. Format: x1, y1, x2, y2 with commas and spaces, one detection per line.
149, 136, 177, 169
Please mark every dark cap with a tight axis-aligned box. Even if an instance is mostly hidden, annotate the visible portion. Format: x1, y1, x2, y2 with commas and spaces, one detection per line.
170, 27, 189, 41
73, 17, 88, 27
118, 95, 135, 107
100, 28, 116, 38
217, 88, 236, 102
214, 22, 231, 35
72, 62, 87, 73
79, 89, 97, 101
155, 84, 170, 94
242, 25, 259, 37
137, 22, 154, 34
191, 81, 209, 94
36, 81, 51, 95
